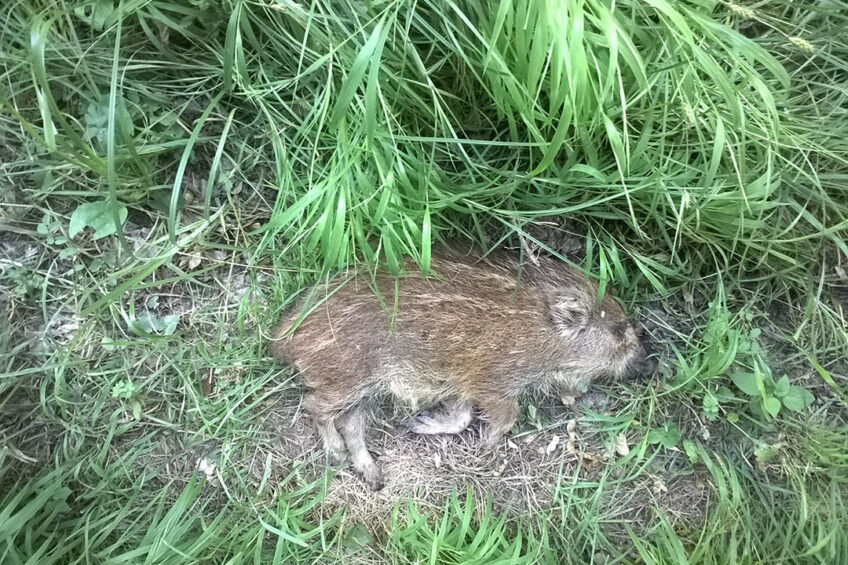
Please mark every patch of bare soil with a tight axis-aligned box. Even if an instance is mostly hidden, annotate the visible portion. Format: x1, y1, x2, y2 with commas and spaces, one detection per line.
0, 233, 80, 476
0, 395, 62, 472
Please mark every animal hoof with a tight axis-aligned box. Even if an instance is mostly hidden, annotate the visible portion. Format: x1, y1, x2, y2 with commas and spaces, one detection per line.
358, 464, 384, 490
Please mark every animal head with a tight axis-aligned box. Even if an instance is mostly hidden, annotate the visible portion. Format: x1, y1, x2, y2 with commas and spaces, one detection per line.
547, 286, 652, 381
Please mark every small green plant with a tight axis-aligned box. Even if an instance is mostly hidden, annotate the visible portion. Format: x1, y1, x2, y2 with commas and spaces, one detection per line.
129, 299, 180, 336
645, 422, 701, 463
111, 380, 138, 399
731, 362, 815, 421
112, 379, 142, 420
676, 293, 815, 424
675, 294, 758, 421
0, 265, 45, 299
36, 213, 78, 260
647, 421, 680, 450
521, 402, 543, 431
69, 200, 128, 240
131, 311, 179, 336
702, 385, 736, 422
83, 96, 134, 150
675, 296, 746, 390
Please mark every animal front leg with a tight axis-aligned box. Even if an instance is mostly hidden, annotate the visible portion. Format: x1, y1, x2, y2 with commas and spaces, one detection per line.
557, 373, 592, 407
477, 396, 519, 450
560, 393, 581, 407
303, 393, 347, 463
314, 415, 347, 464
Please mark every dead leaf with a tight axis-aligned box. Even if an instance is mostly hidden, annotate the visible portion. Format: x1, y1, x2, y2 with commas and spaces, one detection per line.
546, 435, 560, 455
582, 451, 603, 472
566, 419, 577, 454
615, 433, 630, 456
201, 372, 213, 396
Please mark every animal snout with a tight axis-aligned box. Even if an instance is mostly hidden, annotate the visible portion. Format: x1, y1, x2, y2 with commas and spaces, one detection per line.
627, 340, 658, 379
636, 353, 658, 377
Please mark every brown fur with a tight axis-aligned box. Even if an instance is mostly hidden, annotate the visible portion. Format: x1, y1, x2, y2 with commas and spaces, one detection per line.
270, 248, 650, 489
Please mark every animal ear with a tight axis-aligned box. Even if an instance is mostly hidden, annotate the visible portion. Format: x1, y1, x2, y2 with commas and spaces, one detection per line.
550, 290, 589, 327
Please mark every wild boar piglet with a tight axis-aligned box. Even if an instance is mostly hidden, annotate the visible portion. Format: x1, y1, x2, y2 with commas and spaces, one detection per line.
271, 248, 653, 489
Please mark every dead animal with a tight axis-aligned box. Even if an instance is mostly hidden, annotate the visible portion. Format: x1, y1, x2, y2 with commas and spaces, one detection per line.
271, 248, 653, 489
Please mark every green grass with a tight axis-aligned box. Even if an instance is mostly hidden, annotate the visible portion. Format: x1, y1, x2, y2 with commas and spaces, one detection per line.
2, 0, 847, 562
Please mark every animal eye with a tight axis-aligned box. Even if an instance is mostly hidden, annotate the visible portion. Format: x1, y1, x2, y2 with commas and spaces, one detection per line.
612, 323, 628, 338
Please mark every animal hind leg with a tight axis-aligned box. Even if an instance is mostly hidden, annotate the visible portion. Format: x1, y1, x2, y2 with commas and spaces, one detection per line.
314, 415, 347, 464
407, 398, 473, 435
337, 405, 383, 490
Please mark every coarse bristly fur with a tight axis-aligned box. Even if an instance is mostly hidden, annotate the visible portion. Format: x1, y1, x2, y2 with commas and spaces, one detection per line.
270, 247, 653, 489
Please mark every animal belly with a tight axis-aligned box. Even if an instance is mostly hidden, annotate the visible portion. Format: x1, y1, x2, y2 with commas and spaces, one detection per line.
377, 358, 450, 411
